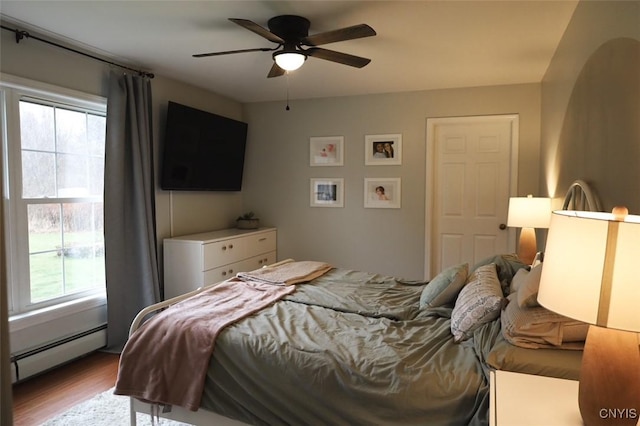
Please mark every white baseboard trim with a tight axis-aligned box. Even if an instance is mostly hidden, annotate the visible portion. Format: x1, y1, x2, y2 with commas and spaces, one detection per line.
11, 327, 107, 383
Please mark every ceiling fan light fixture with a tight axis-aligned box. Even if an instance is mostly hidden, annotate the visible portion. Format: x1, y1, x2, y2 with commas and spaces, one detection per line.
274, 51, 306, 71
195, 16, 375, 78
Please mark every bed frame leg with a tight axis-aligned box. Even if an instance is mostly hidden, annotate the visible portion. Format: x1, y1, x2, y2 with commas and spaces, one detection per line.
129, 397, 137, 426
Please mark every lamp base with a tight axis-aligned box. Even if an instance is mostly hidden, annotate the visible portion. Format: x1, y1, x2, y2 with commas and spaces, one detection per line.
517, 227, 537, 265
579, 325, 640, 425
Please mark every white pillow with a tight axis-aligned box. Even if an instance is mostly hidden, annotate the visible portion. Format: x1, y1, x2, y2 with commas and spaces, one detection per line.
501, 293, 588, 349
516, 263, 543, 308
509, 268, 529, 294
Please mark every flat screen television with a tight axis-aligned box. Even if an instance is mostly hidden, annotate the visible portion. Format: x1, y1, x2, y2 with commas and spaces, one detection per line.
160, 101, 248, 191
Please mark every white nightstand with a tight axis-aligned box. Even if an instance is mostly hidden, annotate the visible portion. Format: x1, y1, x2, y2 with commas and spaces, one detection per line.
490, 370, 583, 426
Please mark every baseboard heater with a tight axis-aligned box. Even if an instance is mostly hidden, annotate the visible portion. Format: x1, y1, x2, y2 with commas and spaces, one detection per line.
10, 324, 107, 383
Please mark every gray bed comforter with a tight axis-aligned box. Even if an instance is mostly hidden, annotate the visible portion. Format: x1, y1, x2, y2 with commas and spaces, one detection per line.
199, 268, 491, 425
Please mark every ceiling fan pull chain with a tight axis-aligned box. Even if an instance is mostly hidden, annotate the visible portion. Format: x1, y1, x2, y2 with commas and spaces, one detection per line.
285, 72, 291, 111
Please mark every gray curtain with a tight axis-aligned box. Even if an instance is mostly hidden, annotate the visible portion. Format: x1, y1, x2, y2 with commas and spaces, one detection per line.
1, 156, 12, 426
104, 71, 160, 352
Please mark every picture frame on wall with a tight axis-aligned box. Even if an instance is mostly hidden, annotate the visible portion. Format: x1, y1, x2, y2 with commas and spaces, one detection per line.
364, 134, 402, 165
364, 178, 401, 208
310, 178, 344, 207
310, 136, 344, 166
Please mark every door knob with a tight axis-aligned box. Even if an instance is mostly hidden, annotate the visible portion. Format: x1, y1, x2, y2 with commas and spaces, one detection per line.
499, 223, 507, 230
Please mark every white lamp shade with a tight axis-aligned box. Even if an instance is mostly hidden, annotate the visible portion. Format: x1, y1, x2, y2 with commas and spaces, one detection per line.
538, 210, 640, 332
274, 52, 306, 71
507, 195, 551, 228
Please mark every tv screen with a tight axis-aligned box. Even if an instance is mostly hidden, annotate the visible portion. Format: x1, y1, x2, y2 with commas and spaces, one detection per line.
160, 101, 248, 191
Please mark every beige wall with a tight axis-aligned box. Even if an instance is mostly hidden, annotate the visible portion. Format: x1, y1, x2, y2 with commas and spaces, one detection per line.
540, 1, 640, 212
243, 84, 541, 279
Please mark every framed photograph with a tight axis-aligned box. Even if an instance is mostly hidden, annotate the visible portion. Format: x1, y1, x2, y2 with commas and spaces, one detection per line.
310, 136, 344, 166
364, 134, 402, 165
364, 178, 401, 208
310, 178, 344, 207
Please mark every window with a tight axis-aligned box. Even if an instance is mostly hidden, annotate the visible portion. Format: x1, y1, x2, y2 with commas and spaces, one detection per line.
2, 77, 107, 316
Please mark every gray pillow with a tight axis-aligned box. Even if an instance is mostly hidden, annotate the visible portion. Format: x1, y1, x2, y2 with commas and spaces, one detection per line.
420, 263, 468, 308
471, 254, 529, 295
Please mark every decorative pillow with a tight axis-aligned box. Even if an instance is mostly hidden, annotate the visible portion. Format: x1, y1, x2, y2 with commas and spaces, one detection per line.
501, 294, 589, 349
509, 268, 529, 294
516, 263, 543, 308
420, 263, 468, 308
470, 254, 528, 296
450, 263, 504, 342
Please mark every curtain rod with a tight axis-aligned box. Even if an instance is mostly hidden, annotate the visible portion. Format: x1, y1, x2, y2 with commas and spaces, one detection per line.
1, 24, 155, 79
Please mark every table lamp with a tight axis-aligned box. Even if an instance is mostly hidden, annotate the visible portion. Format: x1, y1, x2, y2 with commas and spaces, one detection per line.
538, 207, 640, 426
507, 195, 551, 265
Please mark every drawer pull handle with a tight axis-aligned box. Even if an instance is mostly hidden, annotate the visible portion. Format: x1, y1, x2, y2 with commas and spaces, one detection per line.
259, 238, 267, 242
229, 244, 233, 249
222, 246, 227, 251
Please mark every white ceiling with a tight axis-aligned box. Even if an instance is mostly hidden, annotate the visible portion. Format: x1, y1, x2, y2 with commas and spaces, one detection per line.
0, 1, 578, 104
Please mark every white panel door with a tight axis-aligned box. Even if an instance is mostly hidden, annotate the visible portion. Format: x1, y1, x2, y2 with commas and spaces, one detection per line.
425, 115, 518, 279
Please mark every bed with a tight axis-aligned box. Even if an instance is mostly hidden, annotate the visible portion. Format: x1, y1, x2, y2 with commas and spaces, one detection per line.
116, 181, 599, 426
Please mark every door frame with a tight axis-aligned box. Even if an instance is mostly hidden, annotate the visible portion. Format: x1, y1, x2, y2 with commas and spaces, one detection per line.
424, 114, 519, 280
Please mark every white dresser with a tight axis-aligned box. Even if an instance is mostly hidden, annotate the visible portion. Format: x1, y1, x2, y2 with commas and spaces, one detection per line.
163, 227, 277, 299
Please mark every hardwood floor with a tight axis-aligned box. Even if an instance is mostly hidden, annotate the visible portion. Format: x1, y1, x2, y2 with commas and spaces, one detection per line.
11, 351, 120, 426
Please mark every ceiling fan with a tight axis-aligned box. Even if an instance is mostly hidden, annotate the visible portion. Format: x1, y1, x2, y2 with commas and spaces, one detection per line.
193, 15, 376, 78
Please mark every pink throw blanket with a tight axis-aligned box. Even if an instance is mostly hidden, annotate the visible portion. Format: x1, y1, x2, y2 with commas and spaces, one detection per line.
114, 278, 295, 411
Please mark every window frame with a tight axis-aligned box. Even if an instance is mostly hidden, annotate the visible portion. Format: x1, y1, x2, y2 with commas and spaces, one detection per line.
1, 74, 107, 320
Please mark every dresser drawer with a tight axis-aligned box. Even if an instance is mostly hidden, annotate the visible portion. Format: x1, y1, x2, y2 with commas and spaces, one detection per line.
241, 251, 277, 272
202, 251, 277, 286
204, 263, 239, 284
202, 238, 247, 270
244, 231, 277, 259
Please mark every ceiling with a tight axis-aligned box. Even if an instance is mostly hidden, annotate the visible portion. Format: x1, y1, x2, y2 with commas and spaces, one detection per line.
0, 1, 579, 104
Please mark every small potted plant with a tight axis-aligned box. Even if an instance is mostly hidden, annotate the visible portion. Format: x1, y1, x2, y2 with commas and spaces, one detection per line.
236, 211, 260, 229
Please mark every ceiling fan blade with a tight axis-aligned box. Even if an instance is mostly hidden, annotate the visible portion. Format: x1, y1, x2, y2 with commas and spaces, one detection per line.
193, 47, 275, 58
229, 18, 284, 44
267, 63, 286, 78
302, 24, 376, 46
305, 47, 371, 68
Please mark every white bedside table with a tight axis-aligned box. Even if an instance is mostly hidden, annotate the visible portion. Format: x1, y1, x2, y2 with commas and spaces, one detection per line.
489, 370, 583, 425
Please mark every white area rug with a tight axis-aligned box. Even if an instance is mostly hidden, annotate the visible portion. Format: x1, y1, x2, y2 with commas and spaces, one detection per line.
42, 387, 192, 426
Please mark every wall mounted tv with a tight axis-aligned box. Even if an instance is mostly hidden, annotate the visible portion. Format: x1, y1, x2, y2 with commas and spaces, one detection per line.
160, 101, 248, 191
